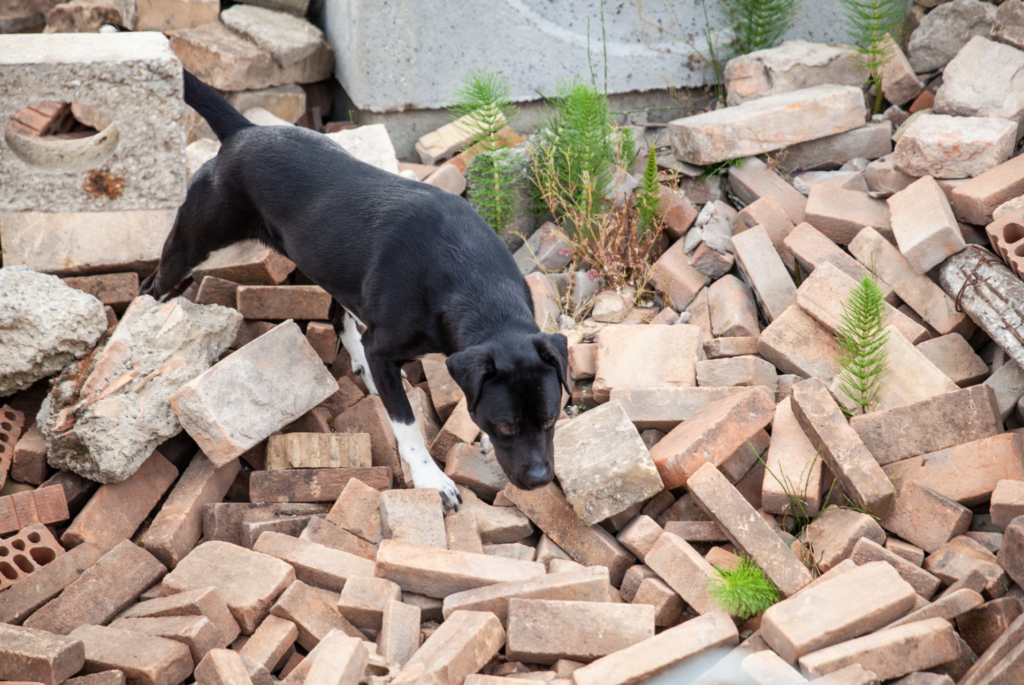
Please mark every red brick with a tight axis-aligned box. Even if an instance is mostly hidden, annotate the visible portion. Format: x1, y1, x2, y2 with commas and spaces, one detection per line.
708, 275, 759, 338
0, 523, 65, 592
69, 624, 193, 685
62, 272, 139, 311
24, 539, 167, 635
649, 239, 709, 311
12, 425, 48, 485
951, 152, 1024, 225
270, 580, 365, 650
429, 398, 480, 460
195, 276, 239, 308
0, 624, 85, 685
0, 542, 103, 625
656, 186, 697, 240
0, 404, 26, 487
249, 466, 391, 503
61, 451, 178, 552
192, 241, 295, 285
333, 396, 405, 488
141, 451, 240, 569
305, 321, 338, 364
958, 598, 1023, 656
236, 285, 332, 320
0, 484, 69, 535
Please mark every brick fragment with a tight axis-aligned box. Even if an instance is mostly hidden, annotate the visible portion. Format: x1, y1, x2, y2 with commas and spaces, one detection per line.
379, 599, 421, 668
0, 624, 85, 685
506, 599, 654, 664
992, 480, 1024, 529
704, 337, 760, 359
12, 425, 48, 485
203, 502, 329, 546
887, 176, 966, 275
552, 402, 664, 525
458, 487, 533, 544
0, 542, 103, 625
728, 158, 807, 224
708, 275, 760, 338
375, 539, 544, 599
235, 285, 331, 320
762, 397, 823, 518
850, 538, 942, 599
441, 567, 610, 628
883, 433, 1024, 507
270, 580, 364, 650
502, 484, 634, 586
141, 451, 239, 569
958, 598, 1023, 656
65, 672, 127, 685
161, 541, 295, 634
736, 196, 797, 267
195, 276, 239, 308
238, 614, 297, 672
0, 484, 69, 535
445, 511, 483, 554
761, 561, 916, 665
889, 588, 984, 631
648, 240, 709, 311
253, 531, 374, 593
195, 648, 253, 685
785, 223, 897, 304
171, 321, 338, 466
0, 523, 65, 593
379, 488, 447, 548
305, 321, 338, 364
70, 625, 193, 685
696, 356, 778, 392
62, 272, 139, 312
796, 262, 928, 345
326, 477, 382, 544
571, 610, 737, 685
649, 387, 774, 490
429, 397, 480, 460
688, 464, 812, 597
615, 515, 663, 561
609, 386, 753, 432
886, 539, 926, 567
917, 334, 989, 387
644, 532, 719, 614
239, 516, 316, 549
249, 466, 391, 503
800, 507, 885, 573
957, 612, 1024, 685
304, 630, 367, 685
985, 360, 1024, 422
805, 185, 891, 245
740, 649, 808, 683
444, 443, 509, 500
790, 378, 894, 518
950, 151, 1024, 225
592, 325, 701, 403
731, 224, 797, 321
656, 186, 698, 239
337, 576, 402, 630
266, 433, 371, 470
797, 617, 959, 681
849, 226, 973, 337
757, 306, 841, 384
632, 577, 683, 626
333, 396, 405, 487
109, 615, 221, 664
391, 611, 504, 685
300, 517, 378, 560
420, 356, 465, 422
23, 539, 165, 635
883, 481, 972, 553
120, 586, 241, 649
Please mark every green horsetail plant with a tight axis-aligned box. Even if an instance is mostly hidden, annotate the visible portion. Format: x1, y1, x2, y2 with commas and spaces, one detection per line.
635, 145, 661, 236
839, 0, 907, 114
708, 554, 781, 619
835, 273, 890, 413
452, 70, 522, 234
719, 0, 801, 56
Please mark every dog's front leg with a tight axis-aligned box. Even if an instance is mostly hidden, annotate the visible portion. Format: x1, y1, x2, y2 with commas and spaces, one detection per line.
366, 353, 462, 511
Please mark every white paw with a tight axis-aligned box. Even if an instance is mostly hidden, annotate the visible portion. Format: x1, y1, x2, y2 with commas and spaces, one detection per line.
410, 462, 462, 511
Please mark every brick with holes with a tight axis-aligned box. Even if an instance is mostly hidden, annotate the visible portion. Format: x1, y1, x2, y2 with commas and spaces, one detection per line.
0, 404, 26, 487
0, 523, 65, 592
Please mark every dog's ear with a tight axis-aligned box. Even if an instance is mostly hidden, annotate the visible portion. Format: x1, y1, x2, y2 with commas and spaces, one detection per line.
446, 345, 494, 413
534, 332, 570, 395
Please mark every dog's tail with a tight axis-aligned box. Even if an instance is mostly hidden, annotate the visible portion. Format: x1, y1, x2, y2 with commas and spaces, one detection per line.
102, 23, 254, 142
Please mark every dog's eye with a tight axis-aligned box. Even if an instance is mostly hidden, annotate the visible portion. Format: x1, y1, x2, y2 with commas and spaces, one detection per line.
543, 418, 556, 430
497, 423, 515, 435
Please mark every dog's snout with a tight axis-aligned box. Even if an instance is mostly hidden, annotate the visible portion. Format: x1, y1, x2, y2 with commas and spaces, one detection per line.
520, 460, 553, 489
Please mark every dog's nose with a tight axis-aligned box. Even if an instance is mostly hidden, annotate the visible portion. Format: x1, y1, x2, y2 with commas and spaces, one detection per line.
520, 461, 553, 489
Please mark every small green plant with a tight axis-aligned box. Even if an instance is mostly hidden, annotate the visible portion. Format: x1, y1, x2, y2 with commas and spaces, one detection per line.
699, 157, 744, 179
635, 146, 661, 235
708, 554, 781, 619
835, 273, 890, 414
839, 0, 906, 114
718, 0, 801, 55
452, 70, 522, 234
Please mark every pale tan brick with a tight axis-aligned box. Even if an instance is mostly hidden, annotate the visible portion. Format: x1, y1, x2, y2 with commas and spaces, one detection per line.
708, 275, 760, 338
325, 477, 382, 544
142, 451, 240, 569
429, 398, 480, 461
883, 481, 972, 553
991, 479, 1024, 530
375, 540, 545, 599
392, 610, 505, 685
571, 611, 737, 685
441, 567, 610, 628
888, 176, 965, 274
757, 306, 840, 384
615, 515, 663, 561
70, 624, 193, 685
917, 334, 989, 387
506, 599, 654, 664
740, 649, 808, 684
119, 586, 241, 647
502, 484, 634, 586
266, 433, 370, 470
609, 386, 753, 432
886, 539, 925, 567
303, 629, 367, 685
444, 442, 509, 499
800, 507, 885, 573
336, 576, 401, 630
483, 542, 535, 561
644, 532, 718, 614
790, 378, 894, 518
731, 224, 797, 322
109, 615, 221, 664
728, 158, 807, 224
238, 614, 296, 672
805, 185, 891, 245
161, 541, 296, 634
631, 577, 683, 627
888, 588, 985, 629
253, 531, 375, 593
379, 600, 421, 668
695, 356, 778, 392
736, 195, 797, 266
194, 648, 253, 685
797, 617, 958, 681
649, 240, 709, 311
703, 337, 760, 359
850, 538, 942, 599
379, 488, 447, 548
762, 561, 917, 664
762, 397, 824, 518
785, 223, 896, 304
458, 488, 533, 544
300, 517, 378, 560
592, 325, 701, 403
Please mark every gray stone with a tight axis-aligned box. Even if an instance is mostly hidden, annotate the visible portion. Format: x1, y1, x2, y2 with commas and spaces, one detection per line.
723, 40, 865, 106
779, 122, 892, 172
992, 0, 1024, 51
683, 226, 705, 254
0, 33, 186, 212
0, 267, 108, 397
668, 85, 867, 165
893, 114, 1016, 179
220, 5, 325, 67
552, 401, 664, 526
38, 296, 241, 483
325, 124, 400, 174
934, 37, 1024, 136
514, 222, 572, 275
908, 0, 996, 73
701, 215, 734, 254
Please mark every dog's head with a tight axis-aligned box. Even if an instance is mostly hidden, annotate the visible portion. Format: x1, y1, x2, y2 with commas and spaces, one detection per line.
446, 332, 569, 490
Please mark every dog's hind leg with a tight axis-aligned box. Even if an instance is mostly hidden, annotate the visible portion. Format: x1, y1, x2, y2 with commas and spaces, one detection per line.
366, 350, 461, 510
338, 309, 378, 395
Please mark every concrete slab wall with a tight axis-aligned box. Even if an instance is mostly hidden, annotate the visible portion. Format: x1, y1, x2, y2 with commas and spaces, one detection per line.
321, 0, 853, 114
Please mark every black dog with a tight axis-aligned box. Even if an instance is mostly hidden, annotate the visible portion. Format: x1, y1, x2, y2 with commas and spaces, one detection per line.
140, 68, 569, 508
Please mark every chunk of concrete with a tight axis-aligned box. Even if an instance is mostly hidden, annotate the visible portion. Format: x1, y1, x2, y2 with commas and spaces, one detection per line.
0, 267, 107, 397
934, 36, 1024, 136
908, 0, 996, 73
40, 296, 241, 483
722, 40, 865, 106
894, 114, 1016, 179
326, 124, 400, 175
220, 5, 325, 67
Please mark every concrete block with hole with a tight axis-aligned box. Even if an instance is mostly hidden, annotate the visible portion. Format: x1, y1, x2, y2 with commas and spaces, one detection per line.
0, 32, 186, 212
